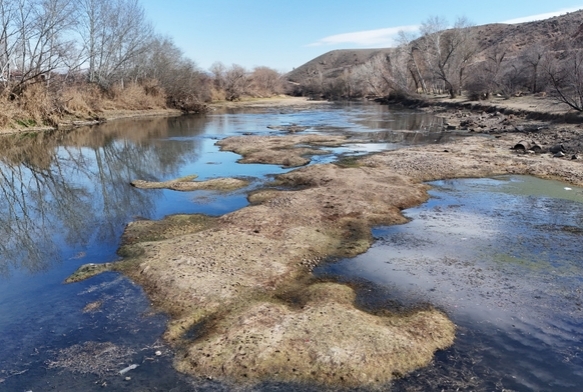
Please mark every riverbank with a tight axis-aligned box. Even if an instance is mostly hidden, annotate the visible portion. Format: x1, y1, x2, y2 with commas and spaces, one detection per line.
0, 96, 329, 136
0, 108, 184, 136
381, 94, 583, 157
208, 95, 331, 110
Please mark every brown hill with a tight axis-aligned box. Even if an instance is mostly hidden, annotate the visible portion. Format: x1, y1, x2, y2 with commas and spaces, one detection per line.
286, 48, 395, 84
286, 9, 583, 87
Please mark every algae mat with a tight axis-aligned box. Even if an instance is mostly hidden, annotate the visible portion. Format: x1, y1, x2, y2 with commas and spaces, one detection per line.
69, 132, 583, 388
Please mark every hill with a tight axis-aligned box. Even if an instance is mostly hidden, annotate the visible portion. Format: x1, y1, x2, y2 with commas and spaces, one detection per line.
286, 48, 395, 84
286, 9, 583, 98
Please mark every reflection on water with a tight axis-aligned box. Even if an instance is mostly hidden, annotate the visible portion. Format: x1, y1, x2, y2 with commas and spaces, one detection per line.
0, 117, 203, 275
316, 175, 583, 391
0, 102, 457, 391
0, 104, 452, 276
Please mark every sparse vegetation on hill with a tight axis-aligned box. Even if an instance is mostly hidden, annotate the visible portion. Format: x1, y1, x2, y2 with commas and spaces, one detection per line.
286, 9, 583, 109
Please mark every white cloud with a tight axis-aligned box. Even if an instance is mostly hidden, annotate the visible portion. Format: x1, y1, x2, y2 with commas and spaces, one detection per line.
502, 6, 583, 24
307, 25, 419, 48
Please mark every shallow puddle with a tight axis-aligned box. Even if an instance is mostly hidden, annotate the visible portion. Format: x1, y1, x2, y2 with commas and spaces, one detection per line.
316, 175, 583, 391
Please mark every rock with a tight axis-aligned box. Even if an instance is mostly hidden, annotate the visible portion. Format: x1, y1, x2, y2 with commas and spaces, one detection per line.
119, 364, 139, 375
267, 124, 309, 133
513, 140, 532, 151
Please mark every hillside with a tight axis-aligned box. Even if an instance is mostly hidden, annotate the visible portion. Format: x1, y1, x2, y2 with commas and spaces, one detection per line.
286, 48, 395, 84
286, 9, 583, 91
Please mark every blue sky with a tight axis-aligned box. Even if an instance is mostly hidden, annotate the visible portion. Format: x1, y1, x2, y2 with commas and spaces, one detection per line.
141, 0, 583, 73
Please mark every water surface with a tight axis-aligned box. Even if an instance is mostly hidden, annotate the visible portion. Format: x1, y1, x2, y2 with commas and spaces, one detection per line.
0, 102, 452, 391
316, 175, 583, 391
4, 102, 580, 391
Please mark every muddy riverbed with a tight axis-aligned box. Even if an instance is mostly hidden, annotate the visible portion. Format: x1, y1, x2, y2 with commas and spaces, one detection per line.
318, 175, 583, 391
2, 99, 583, 390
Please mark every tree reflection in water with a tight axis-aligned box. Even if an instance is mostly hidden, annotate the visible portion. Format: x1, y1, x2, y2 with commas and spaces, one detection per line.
0, 116, 205, 275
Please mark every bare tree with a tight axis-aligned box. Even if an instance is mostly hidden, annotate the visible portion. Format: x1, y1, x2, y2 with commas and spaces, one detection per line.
6, 0, 78, 89
397, 30, 427, 94
223, 64, 249, 101
417, 16, 477, 98
543, 17, 583, 111
351, 54, 407, 97
0, 0, 19, 86
78, 0, 153, 86
351, 58, 388, 97
546, 49, 583, 111
138, 35, 210, 110
520, 43, 547, 93
249, 66, 282, 97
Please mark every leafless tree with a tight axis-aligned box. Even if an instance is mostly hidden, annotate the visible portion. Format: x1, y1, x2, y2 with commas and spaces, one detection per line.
0, 0, 78, 90
78, 0, 153, 87
0, 0, 19, 86
396, 30, 427, 94
542, 17, 583, 111
138, 35, 210, 110
417, 16, 477, 98
249, 66, 282, 97
520, 43, 548, 94
349, 52, 411, 98
351, 56, 390, 97
223, 64, 249, 101
546, 49, 583, 111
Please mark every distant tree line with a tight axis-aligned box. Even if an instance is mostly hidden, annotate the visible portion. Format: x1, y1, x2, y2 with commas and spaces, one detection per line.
291, 14, 583, 111
0, 0, 284, 127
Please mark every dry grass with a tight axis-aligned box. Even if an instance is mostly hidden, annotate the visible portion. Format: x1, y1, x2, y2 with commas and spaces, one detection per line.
0, 80, 169, 131
177, 283, 455, 388
106, 81, 166, 110
47, 341, 135, 377
130, 174, 249, 191
60, 84, 103, 116
210, 86, 227, 102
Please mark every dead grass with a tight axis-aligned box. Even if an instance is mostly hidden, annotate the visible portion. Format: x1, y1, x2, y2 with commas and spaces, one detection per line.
61, 84, 103, 116
0, 80, 168, 132
178, 283, 454, 388
130, 174, 249, 192
106, 81, 166, 110
47, 342, 135, 377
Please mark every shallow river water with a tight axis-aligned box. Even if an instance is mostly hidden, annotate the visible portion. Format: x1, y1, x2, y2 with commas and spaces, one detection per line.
0, 102, 581, 391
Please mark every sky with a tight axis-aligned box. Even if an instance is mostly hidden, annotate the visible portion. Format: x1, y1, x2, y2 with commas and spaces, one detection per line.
140, 0, 583, 73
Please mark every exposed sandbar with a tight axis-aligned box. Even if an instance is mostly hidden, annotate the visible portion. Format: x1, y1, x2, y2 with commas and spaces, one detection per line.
131, 174, 248, 191
69, 132, 583, 388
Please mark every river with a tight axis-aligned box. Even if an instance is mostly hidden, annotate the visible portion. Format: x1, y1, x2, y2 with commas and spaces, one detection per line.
0, 102, 581, 391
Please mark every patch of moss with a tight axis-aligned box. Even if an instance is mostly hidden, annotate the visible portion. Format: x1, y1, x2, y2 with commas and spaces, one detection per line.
65, 262, 113, 283
15, 119, 37, 128
116, 244, 146, 259
334, 155, 362, 168
174, 282, 455, 388
121, 214, 218, 245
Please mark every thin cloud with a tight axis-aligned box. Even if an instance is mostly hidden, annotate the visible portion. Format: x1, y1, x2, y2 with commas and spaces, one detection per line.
308, 25, 419, 47
502, 6, 583, 24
